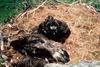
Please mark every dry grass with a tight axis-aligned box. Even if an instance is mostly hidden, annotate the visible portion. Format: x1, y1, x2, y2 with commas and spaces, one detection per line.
0, 3, 100, 64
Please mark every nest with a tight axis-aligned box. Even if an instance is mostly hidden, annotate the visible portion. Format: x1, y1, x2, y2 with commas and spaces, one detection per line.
0, 16, 70, 67
0, 3, 100, 67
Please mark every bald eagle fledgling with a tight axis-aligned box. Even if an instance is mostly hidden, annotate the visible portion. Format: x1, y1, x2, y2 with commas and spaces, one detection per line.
10, 34, 70, 67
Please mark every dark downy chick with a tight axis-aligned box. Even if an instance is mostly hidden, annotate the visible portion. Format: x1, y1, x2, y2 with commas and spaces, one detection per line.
33, 16, 71, 43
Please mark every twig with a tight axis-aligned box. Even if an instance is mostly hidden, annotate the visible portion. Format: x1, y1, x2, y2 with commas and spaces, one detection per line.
29, 0, 47, 12
16, 0, 47, 20
0, 32, 4, 50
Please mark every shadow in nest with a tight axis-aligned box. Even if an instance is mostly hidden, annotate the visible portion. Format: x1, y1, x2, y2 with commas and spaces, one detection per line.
32, 16, 71, 43
11, 57, 47, 67
10, 34, 70, 67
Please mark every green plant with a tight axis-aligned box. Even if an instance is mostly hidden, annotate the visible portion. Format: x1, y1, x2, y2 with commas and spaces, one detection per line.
55, 0, 100, 11
0, 0, 24, 23
0, 56, 4, 67
82, 0, 100, 11
55, 0, 76, 4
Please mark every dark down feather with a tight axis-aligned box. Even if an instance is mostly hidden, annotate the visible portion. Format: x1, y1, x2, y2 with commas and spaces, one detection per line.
32, 16, 71, 43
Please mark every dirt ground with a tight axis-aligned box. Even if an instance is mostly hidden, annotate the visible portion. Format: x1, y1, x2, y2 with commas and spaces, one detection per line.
0, 3, 100, 64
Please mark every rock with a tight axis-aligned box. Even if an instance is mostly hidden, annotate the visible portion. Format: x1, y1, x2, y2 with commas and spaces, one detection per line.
44, 61, 100, 67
